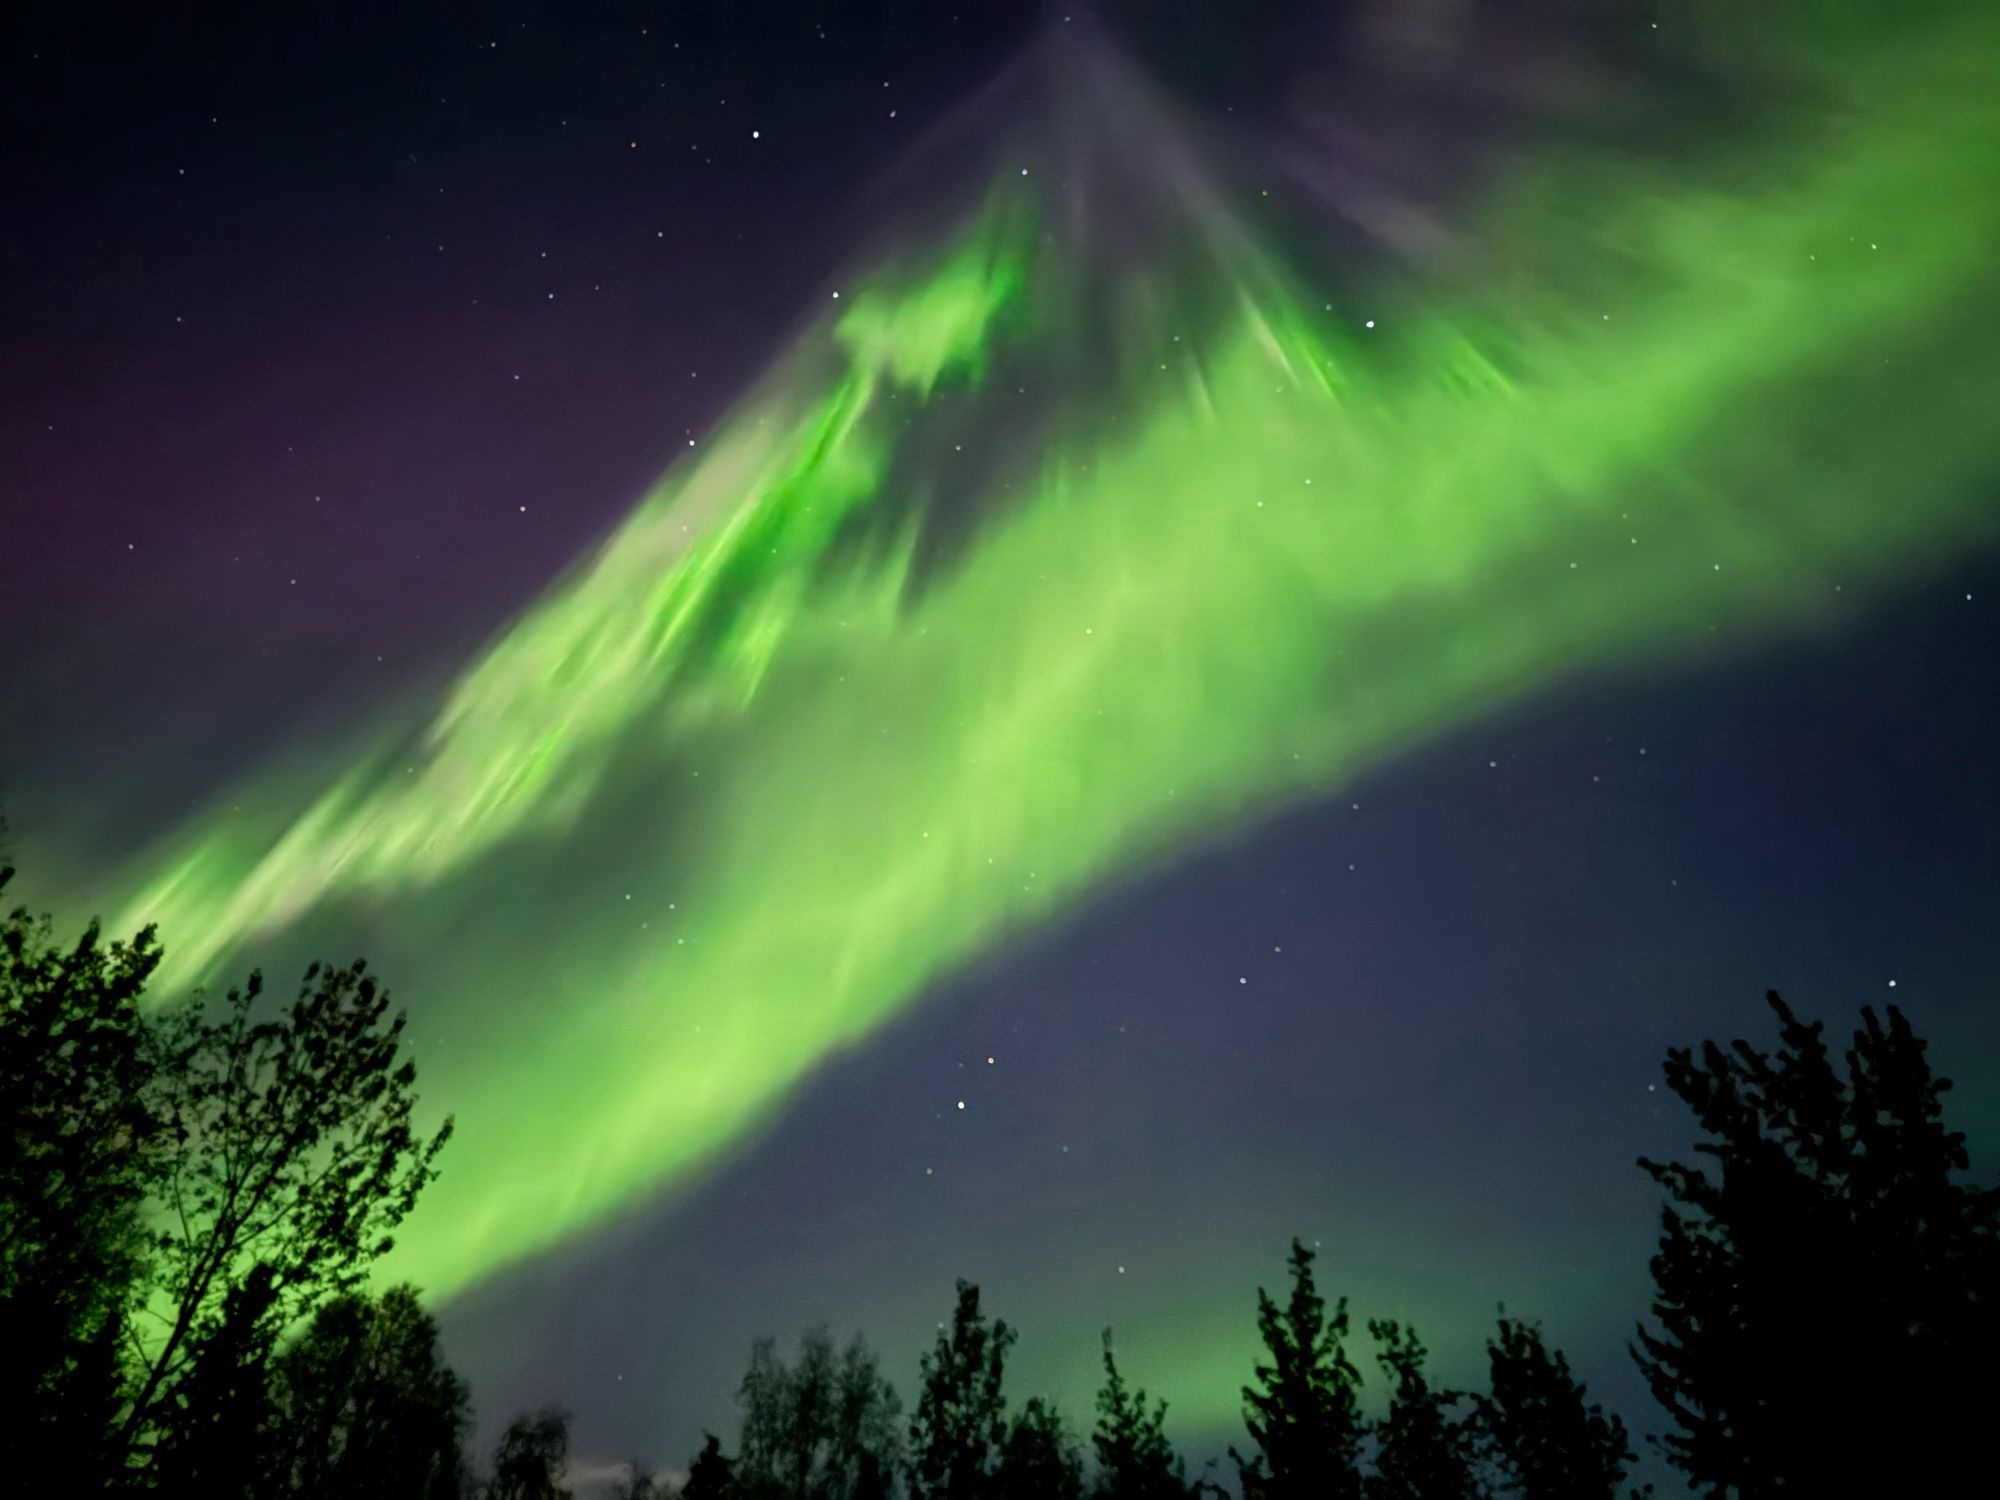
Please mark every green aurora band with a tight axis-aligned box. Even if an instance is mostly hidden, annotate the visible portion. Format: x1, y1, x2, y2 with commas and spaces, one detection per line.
108, 7, 1999, 1330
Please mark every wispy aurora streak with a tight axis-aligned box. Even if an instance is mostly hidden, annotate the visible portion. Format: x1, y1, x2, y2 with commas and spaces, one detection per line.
111, 10, 1999, 1301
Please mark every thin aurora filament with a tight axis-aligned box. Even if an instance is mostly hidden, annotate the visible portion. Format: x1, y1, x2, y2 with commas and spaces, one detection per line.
105, 8, 2000, 1307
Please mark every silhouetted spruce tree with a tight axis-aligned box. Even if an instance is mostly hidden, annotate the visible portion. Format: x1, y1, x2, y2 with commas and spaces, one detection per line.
1471, 1314, 1634, 1499
1232, 1240, 1364, 1499
488, 1407, 573, 1500
268, 1283, 472, 1500
147, 1261, 281, 1500
682, 1432, 737, 1500
735, 1327, 901, 1499
1364, 1319, 1479, 1500
0, 862, 161, 1477
907, 1280, 1014, 1499
1091, 1331, 1194, 1500
998, 1395, 1085, 1500
57, 1308, 133, 1493
1634, 991, 2000, 1495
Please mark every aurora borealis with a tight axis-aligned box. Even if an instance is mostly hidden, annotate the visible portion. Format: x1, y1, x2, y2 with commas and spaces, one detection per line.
6, 0, 1999, 1478
100, 0, 2000, 1298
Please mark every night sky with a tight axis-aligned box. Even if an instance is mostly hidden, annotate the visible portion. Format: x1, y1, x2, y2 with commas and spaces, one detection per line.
5, 1, 1998, 1489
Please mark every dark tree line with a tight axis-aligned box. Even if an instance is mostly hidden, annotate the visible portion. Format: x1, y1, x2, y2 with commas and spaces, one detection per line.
6, 835, 1997, 1497
658, 1245, 1637, 1500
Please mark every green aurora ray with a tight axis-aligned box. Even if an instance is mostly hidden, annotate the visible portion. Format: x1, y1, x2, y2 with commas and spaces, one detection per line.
104, 7, 2000, 1316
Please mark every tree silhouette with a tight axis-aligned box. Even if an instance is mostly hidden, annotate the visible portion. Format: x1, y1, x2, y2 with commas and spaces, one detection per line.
1472, 1314, 1634, 1498
123, 960, 452, 1459
1634, 991, 2000, 1495
681, 1432, 738, 1500
268, 1283, 471, 1500
735, 1327, 901, 1499
1232, 1240, 1364, 1499
1364, 1319, 1478, 1499
0, 863, 162, 1480
147, 1260, 281, 1499
54, 1308, 132, 1492
907, 1280, 1014, 1499
1, 857, 454, 1486
998, 1395, 1085, 1500
1091, 1331, 1194, 1500
488, 1407, 573, 1500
